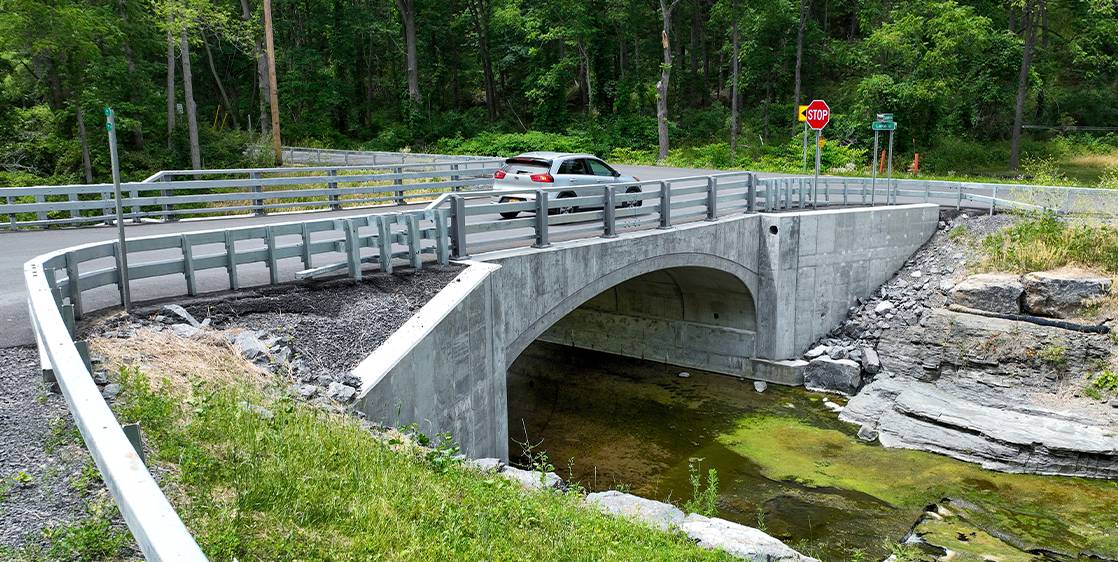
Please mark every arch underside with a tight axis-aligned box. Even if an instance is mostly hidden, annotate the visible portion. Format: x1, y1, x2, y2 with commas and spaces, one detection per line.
507, 254, 761, 378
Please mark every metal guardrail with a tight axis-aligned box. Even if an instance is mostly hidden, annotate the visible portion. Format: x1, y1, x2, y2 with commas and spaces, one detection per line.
23, 153, 1118, 559
279, 146, 496, 166
3, 154, 500, 229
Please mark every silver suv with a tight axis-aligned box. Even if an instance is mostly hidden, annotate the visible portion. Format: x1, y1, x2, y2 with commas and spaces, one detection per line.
491, 152, 641, 218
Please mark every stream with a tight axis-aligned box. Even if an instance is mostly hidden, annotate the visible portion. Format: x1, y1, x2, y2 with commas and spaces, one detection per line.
507, 342, 1118, 561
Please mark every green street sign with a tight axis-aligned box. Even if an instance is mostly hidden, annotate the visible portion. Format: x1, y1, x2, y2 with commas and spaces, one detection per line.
872, 121, 897, 131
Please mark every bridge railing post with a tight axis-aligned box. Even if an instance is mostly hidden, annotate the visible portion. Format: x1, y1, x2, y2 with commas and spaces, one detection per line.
533, 193, 550, 248
990, 185, 998, 216
658, 181, 672, 229
328, 169, 341, 211
250, 171, 266, 216
394, 166, 405, 205
746, 174, 757, 213
449, 195, 469, 259
705, 176, 718, 220
602, 186, 617, 238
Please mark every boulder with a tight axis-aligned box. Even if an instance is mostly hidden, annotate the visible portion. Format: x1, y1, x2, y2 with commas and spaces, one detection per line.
804, 356, 862, 396
170, 323, 200, 338
874, 301, 895, 315
680, 514, 820, 561
1022, 270, 1112, 318
803, 345, 828, 360
233, 330, 269, 361
500, 466, 563, 490
162, 304, 201, 328
949, 273, 1023, 314
326, 381, 357, 402
585, 491, 684, 531
860, 347, 881, 375
465, 458, 504, 473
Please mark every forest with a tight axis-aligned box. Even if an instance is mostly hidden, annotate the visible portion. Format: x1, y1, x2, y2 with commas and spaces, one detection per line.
0, 0, 1116, 186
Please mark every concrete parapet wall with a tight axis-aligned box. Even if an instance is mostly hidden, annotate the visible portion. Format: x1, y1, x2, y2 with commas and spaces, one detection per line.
354, 204, 940, 458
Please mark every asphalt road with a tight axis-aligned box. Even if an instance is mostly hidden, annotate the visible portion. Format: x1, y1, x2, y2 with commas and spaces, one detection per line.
1, 163, 732, 347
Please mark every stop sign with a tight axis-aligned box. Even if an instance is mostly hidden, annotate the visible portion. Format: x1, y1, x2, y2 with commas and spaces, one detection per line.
804, 99, 830, 130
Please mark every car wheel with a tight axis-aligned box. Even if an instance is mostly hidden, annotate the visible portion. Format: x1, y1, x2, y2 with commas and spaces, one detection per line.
622, 186, 643, 208
498, 198, 520, 219
553, 192, 577, 214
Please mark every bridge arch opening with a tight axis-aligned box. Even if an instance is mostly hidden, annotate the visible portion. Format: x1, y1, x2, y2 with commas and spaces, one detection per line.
523, 266, 758, 375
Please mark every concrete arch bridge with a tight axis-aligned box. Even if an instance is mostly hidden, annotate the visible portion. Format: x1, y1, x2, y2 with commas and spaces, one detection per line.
353, 203, 939, 458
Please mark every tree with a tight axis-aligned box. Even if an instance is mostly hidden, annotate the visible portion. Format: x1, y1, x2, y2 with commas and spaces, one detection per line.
792, 0, 809, 124
396, 0, 420, 103
729, 0, 740, 154
1009, 0, 1039, 171
656, 0, 683, 161
465, 0, 498, 119
180, 31, 202, 169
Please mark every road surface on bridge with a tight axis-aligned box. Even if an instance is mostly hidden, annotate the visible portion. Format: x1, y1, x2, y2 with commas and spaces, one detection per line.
2, 164, 744, 347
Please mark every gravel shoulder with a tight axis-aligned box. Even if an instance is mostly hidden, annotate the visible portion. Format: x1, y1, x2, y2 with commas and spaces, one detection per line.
0, 346, 134, 558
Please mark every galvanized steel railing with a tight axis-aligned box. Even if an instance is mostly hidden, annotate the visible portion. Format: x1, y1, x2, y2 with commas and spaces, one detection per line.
3, 154, 500, 229
23, 155, 1118, 560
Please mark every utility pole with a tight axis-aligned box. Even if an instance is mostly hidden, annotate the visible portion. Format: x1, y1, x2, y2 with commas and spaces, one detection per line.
262, 0, 282, 165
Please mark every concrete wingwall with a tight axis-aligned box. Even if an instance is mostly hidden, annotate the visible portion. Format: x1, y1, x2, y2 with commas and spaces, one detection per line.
353, 204, 939, 458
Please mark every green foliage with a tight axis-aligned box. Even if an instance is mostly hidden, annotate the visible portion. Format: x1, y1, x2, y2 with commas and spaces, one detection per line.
948, 224, 969, 241
0, 0, 1116, 184
1038, 344, 1067, 370
981, 211, 1118, 273
683, 458, 720, 517
114, 369, 732, 560
1085, 370, 1118, 401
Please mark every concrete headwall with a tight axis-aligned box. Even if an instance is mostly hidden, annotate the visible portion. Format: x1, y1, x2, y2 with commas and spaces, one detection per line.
353, 204, 940, 458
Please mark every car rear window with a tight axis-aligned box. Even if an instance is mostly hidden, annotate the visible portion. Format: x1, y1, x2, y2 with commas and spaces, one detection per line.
503, 157, 550, 174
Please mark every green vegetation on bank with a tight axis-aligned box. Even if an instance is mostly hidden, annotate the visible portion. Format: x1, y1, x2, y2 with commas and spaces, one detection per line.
980, 211, 1118, 273
111, 366, 732, 561
717, 415, 1118, 558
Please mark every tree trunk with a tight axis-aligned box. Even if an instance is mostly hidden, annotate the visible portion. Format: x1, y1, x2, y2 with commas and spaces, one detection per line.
730, 0, 740, 155
166, 20, 176, 148
467, 0, 498, 119
180, 31, 202, 169
657, 0, 681, 161
1009, 0, 1036, 171
396, 0, 420, 102
76, 104, 94, 183
579, 40, 593, 114
792, 0, 809, 124
239, 0, 269, 133
202, 30, 240, 129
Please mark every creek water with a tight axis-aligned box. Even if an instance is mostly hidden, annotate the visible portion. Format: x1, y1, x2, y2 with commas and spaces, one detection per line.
507, 342, 1118, 561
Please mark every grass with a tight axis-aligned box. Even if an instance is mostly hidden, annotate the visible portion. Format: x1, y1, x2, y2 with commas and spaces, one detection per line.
980, 211, 1118, 273
107, 362, 734, 561
0, 500, 132, 562
716, 415, 1118, 558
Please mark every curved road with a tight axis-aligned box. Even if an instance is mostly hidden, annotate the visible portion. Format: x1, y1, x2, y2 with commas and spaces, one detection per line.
1, 164, 740, 347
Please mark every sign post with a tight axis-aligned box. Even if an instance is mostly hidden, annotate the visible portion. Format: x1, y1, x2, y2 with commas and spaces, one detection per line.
798, 105, 809, 173
104, 107, 130, 312
870, 114, 897, 205
804, 99, 831, 208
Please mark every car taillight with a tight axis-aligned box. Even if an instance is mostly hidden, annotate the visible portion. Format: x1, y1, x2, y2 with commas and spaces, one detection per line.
530, 173, 554, 183
494, 169, 507, 179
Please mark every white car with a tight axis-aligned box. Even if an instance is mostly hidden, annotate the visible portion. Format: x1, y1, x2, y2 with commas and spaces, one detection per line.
490, 152, 642, 219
